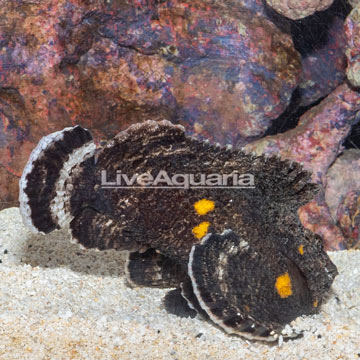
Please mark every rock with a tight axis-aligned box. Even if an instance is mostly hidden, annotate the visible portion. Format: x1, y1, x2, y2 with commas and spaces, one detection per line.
298, 196, 347, 251
325, 150, 360, 218
298, 16, 347, 106
265, 0, 334, 20
245, 82, 360, 184
0, 0, 301, 205
245, 83, 360, 250
325, 149, 360, 249
77, 0, 301, 144
204, 0, 267, 16
335, 190, 360, 249
345, 4, 360, 87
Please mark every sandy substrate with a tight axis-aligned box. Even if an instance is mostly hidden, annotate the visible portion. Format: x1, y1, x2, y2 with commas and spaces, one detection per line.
0, 207, 359, 360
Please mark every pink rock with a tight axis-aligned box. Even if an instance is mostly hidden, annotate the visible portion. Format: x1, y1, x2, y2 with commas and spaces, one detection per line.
0, 0, 302, 204
335, 190, 360, 248
265, 0, 334, 20
245, 83, 360, 184
245, 83, 360, 250
298, 197, 346, 251
298, 16, 347, 106
345, 4, 360, 87
325, 149, 360, 248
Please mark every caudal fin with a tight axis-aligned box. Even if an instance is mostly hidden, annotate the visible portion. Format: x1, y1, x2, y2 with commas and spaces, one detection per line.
19, 126, 95, 234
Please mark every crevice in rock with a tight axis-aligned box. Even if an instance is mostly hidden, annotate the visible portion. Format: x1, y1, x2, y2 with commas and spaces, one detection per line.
114, 42, 158, 56
289, 0, 351, 57
263, 89, 324, 136
263, 0, 351, 138
344, 118, 360, 150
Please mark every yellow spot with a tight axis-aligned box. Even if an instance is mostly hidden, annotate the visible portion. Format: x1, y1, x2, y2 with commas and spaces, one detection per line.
275, 272, 293, 298
192, 221, 210, 239
244, 305, 250, 312
298, 244, 304, 255
194, 199, 215, 215
313, 300, 318, 308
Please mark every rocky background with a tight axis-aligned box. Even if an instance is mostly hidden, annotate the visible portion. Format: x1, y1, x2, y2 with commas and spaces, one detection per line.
0, 0, 359, 250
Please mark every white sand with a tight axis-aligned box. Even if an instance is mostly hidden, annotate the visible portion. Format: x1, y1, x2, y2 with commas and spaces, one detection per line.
0, 207, 359, 360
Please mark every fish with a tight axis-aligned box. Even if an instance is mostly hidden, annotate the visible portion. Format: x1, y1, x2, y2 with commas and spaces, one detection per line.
19, 119, 338, 341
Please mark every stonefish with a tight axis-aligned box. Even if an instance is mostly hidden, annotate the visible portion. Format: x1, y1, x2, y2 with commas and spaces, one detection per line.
19, 120, 337, 341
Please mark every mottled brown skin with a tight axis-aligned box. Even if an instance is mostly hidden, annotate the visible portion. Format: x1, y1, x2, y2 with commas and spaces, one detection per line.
68, 121, 336, 306
70, 120, 310, 261
126, 249, 187, 288
20, 120, 337, 340
189, 230, 313, 337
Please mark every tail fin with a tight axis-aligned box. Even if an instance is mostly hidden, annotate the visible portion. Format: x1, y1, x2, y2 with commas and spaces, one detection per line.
19, 126, 95, 234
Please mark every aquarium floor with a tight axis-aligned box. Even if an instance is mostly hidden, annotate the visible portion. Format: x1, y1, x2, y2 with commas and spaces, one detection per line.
0, 208, 359, 360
